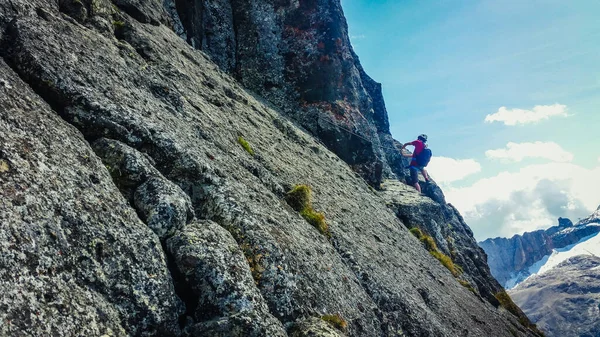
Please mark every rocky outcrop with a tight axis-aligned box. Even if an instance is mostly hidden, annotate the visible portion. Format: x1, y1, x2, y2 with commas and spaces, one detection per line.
480, 217, 600, 288
509, 255, 600, 337
0, 0, 543, 336
381, 180, 504, 306
167, 0, 404, 185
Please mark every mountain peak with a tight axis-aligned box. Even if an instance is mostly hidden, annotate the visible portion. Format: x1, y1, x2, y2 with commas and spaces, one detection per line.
558, 217, 573, 228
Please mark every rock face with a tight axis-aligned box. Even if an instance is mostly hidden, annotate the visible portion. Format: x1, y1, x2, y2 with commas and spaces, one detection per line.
509, 255, 600, 337
480, 216, 600, 288
167, 0, 401, 185
0, 57, 182, 336
0, 0, 543, 336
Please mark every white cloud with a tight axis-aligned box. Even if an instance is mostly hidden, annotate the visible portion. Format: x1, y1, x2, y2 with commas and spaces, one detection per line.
350, 34, 366, 40
444, 162, 600, 240
485, 141, 573, 163
485, 104, 568, 125
427, 157, 481, 184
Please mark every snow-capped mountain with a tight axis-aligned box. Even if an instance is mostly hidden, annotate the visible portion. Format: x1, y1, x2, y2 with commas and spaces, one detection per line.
518, 207, 600, 286
479, 211, 600, 289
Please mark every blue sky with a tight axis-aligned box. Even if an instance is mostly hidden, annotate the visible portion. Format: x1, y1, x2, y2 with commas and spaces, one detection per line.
342, 0, 600, 239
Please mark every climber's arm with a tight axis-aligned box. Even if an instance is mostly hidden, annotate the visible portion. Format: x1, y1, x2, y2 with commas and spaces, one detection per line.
400, 142, 414, 157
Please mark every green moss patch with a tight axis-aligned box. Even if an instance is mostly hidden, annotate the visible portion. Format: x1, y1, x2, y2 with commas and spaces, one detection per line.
300, 208, 330, 239
286, 185, 330, 238
430, 250, 461, 277
112, 20, 125, 28
409, 227, 462, 277
285, 184, 311, 212
495, 291, 545, 336
237, 136, 254, 156
458, 279, 476, 294
321, 314, 348, 331
0, 159, 10, 173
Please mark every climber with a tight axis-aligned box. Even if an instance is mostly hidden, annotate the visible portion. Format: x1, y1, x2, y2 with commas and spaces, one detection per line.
400, 134, 431, 193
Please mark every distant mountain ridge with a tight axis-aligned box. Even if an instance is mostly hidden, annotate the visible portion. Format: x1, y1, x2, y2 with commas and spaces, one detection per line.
479, 208, 600, 289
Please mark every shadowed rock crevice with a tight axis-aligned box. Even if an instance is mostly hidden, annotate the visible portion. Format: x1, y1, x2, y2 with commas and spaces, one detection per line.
112, 0, 167, 26
164, 243, 201, 329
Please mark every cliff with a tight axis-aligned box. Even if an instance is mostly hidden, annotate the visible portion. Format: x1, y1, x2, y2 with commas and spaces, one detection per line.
165, 0, 402, 186
0, 0, 541, 336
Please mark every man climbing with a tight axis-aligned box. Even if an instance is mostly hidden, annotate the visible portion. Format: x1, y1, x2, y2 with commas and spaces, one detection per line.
400, 134, 431, 193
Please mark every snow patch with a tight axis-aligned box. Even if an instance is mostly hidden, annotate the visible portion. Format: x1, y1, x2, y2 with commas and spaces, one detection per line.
536, 232, 600, 275
505, 273, 528, 289
577, 209, 600, 225
526, 255, 550, 277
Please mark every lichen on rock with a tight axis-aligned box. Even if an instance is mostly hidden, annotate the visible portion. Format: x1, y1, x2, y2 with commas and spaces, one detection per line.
134, 176, 194, 239
0, 58, 182, 336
